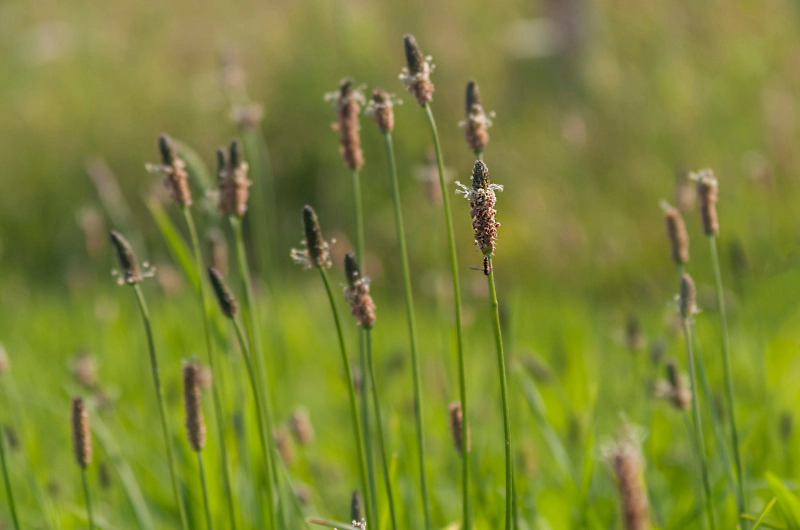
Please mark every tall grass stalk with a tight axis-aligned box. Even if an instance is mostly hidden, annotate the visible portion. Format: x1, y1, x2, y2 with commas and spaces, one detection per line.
680, 314, 717, 530
364, 329, 399, 530
231, 317, 279, 530
318, 267, 374, 527
182, 206, 238, 530
487, 256, 513, 530
81, 468, 95, 530
230, 216, 283, 529
380, 129, 437, 528
0, 415, 20, 530
708, 235, 746, 518
132, 284, 189, 530
422, 101, 463, 530
198, 453, 214, 530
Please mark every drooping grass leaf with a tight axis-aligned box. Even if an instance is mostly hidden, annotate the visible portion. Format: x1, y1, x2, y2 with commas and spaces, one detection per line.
767, 473, 800, 529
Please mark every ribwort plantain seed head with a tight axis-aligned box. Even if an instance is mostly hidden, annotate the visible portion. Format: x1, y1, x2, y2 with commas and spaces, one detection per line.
208, 267, 238, 319
71, 397, 92, 468
183, 362, 206, 452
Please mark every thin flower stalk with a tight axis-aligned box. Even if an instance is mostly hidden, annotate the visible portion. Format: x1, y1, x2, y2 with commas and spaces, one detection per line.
679, 274, 717, 530
153, 132, 238, 530
183, 362, 213, 530
400, 33, 455, 530
692, 168, 746, 520
0, 414, 20, 530
110, 230, 187, 529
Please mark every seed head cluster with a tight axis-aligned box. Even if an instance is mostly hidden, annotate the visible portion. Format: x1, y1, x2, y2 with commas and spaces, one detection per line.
400, 34, 435, 106
291, 205, 332, 269
366, 88, 396, 133
606, 428, 650, 530
459, 80, 493, 154
344, 252, 377, 329
71, 397, 92, 469
148, 133, 192, 207
326, 78, 365, 171
217, 138, 252, 217
448, 401, 470, 454
110, 230, 148, 285
679, 273, 697, 319
657, 359, 691, 411
208, 267, 238, 319
183, 362, 206, 452
457, 160, 504, 255
691, 168, 719, 236
662, 203, 689, 265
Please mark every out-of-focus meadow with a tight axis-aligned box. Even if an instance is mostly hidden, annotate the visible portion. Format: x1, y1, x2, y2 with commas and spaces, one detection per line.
3, 0, 800, 528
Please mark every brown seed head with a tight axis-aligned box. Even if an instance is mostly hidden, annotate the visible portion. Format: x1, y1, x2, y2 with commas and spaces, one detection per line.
110, 231, 142, 284
461, 80, 491, 154
333, 78, 365, 171
679, 273, 697, 319
289, 408, 315, 445
400, 34, 435, 105
71, 397, 92, 468
156, 134, 192, 207
350, 490, 363, 523
608, 430, 650, 530
664, 359, 691, 411
448, 401, 470, 454
368, 88, 395, 133
344, 252, 376, 329
208, 267, 239, 319
218, 138, 252, 217
663, 204, 689, 264
183, 362, 206, 451
457, 160, 503, 255
274, 428, 295, 465
693, 169, 719, 236
292, 205, 332, 269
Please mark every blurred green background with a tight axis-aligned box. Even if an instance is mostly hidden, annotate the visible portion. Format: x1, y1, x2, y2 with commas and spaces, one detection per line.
3, 0, 800, 528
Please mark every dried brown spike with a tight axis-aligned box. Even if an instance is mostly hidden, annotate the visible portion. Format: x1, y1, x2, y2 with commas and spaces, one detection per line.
369, 88, 394, 133
218, 139, 252, 217
401, 34, 435, 106
665, 359, 690, 411
109, 230, 142, 284
303, 205, 327, 267
289, 408, 314, 445
157, 133, 192, 207
457, 160, 503, 255
462, 80, 490, 153
208, 267, 238, 319
183, 362, 206, 451
344, 252, 377, 329
679, 273, 697, 319
609, 432, 650, 530
663, 205, 689, 265
448, 401, 470, 454
71, 397, 92, 468
335, 78, 364, 171
694, 169, 719, 236
274, 428, 295, 465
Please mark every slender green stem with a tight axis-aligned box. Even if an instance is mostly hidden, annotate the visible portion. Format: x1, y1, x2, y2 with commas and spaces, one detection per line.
709, 235, 746, 519
0, 415, 19, 530
351, 169, 366, 266
81, 468, 95, 530
232, 318, 278, 530
422, 102, 460, 530
183, 206, 238, 530
381, 131, 440, 528
487, 257, 513, 530
230, 216, 284, 528
318, 267, 374, 527
198, 452, 214, 530
132, 284, 189, 530
682, 316, 717, 530
364, 330, 398, 530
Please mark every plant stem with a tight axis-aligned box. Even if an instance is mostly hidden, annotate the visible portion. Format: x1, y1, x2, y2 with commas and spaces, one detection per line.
81, 468, 95, 530
183, 206, 238, 530
423, 102, 461, 530
198, 452, 214, 530
0, 414, 20, 530
230, 215, 284, 528
318, 267, 374, 527
708, 235, 746, 519
381, 131, 438, 528
682, 316, 717, 530
232, 318, 278, 530
487, 256, 513, 530
351, 169, 366, 266
364, 329, 399, 530
132, 284, 189, 530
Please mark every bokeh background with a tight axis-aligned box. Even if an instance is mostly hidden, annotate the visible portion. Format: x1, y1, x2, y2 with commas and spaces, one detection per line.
3, 0, 800, 528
